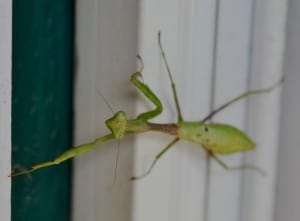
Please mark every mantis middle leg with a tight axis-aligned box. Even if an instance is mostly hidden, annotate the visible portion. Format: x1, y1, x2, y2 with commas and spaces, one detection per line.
131, 138, 179, 180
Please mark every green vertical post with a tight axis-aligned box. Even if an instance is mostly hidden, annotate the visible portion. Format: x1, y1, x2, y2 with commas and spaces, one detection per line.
12, 1, 74, 220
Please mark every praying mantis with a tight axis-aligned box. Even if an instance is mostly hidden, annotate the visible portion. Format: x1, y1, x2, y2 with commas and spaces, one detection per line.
10, 32, 283, 179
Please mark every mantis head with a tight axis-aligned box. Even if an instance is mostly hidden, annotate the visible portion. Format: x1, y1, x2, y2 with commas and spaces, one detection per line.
105, 111, 127, 139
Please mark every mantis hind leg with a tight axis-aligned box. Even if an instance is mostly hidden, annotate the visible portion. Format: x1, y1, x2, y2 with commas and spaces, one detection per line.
201, 77, 284, 122
208, 151, 266, 176
158, 32, 183, 122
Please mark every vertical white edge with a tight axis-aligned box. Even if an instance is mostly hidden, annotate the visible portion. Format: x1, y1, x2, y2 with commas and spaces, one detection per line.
0, 1, 12, 221
242, 0, 287, 221
73, 0, 138, 220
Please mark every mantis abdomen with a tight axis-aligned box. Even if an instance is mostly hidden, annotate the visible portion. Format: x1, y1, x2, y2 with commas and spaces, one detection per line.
178, 122, 255, 154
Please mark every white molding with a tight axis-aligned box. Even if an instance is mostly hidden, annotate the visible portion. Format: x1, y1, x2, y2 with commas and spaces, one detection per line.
0, 1, 12, 220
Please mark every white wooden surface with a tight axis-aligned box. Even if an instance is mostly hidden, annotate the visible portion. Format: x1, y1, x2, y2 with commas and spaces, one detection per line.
0, 1, 11, 221
74, 0, 286, 221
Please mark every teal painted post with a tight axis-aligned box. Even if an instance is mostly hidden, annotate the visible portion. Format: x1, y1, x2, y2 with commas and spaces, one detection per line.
12, 1, 74, 220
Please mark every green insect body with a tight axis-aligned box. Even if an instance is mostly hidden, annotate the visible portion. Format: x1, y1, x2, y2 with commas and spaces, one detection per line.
177, 122, 255, 154
10, 32, 282, 179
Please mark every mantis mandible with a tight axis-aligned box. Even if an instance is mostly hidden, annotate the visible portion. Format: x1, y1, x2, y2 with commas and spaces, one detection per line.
10, 32, 283, 179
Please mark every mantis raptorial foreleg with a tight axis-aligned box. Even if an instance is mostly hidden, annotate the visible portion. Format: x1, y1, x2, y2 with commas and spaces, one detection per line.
131, 72, 163, 121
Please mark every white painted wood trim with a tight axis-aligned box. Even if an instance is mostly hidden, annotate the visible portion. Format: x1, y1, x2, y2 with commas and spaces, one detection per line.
0, 1, 12, 221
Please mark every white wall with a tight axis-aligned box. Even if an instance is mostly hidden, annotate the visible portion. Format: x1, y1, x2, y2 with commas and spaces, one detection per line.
0, 1, 12, 221
74, 0, 287, 221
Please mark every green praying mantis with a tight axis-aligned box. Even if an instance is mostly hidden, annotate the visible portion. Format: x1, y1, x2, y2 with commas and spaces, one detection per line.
11, 32, 283, 179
